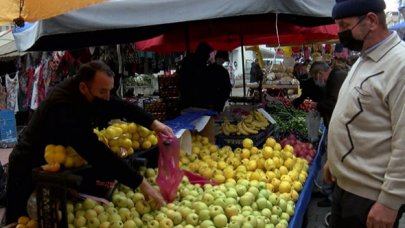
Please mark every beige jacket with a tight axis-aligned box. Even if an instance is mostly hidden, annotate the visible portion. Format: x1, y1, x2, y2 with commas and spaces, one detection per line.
328, 32, 405, 210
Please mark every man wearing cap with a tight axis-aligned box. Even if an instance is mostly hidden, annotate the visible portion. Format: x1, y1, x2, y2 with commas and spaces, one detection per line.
323, 0, 405, 227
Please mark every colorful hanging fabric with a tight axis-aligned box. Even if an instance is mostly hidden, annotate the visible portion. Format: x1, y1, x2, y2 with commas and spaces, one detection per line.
5, 72, 19, 112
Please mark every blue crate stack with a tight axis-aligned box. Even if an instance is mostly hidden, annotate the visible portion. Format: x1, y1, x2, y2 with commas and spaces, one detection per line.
0, 110, 17, 147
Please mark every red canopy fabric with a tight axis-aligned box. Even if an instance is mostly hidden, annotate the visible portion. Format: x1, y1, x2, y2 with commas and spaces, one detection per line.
135, 18, 338, 53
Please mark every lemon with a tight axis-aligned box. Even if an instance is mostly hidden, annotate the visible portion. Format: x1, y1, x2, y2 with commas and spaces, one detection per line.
279, 181, 292, 193
147, 134, 158, 145
53, 145, 66, 163
274, 143, 282, 151
138, 126, 151, 138
142, 140, 152, 149
132, 141, 140, 150
265, 137, 276, 148
63, 156, 75, 168
127, 122, 138, 133
242, 138, 254, 149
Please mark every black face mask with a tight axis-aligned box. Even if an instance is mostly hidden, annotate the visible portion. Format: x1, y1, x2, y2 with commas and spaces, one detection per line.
338, 16, 367, 52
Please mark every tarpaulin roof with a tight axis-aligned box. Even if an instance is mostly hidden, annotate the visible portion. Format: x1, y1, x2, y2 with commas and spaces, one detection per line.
13, 0, 336, 51
135, 19, 338, 53
0, 0, 107, 26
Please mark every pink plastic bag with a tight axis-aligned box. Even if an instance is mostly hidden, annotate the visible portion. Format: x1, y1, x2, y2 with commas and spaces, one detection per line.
156, 133, 183, 203
183, 170, 218, 187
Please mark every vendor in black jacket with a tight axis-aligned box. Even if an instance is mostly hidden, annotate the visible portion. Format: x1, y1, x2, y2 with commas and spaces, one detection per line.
6, 61, 173, 223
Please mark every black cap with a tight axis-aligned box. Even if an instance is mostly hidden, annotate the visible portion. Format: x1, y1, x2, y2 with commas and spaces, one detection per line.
332, 0, 386, 19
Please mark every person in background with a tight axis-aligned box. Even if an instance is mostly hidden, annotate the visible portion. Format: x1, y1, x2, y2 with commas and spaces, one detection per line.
249, 58, 263, 83
324, 0, 405, 227
293, 63, 309, 82
177, 41, 214, 110
6, 61, 173, 224
204, 51, 232, 112
292, 65, 323, 109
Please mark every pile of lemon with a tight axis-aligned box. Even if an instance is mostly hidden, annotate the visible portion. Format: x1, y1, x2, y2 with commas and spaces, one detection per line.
42, 145, 87, 172
94, 121, 158, 158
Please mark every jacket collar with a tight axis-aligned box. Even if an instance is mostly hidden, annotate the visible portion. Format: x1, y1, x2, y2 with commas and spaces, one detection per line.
364, 31, 403, 62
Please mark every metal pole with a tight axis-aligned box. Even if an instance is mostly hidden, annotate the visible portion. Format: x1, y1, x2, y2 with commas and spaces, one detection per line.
240, 34, 246, 97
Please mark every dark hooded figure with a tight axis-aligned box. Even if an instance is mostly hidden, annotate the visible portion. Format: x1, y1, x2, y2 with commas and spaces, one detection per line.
177, 42, 213, 110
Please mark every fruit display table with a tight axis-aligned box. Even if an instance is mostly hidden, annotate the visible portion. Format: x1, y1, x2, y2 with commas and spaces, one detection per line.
288, 128, 326, 228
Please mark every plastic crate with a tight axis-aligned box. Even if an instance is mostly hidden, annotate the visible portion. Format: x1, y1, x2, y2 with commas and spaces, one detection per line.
0, 110, 17, 146
216, 124, 274, 148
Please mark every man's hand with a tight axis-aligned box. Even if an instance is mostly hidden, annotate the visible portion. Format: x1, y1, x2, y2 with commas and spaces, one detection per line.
139, 178, 166, 209
151, 120, 174, 136
323, 161, 336, 184
367, 202, 398, 228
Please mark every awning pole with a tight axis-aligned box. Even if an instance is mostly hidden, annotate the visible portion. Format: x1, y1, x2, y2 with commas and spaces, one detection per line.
240, 34, 246, 97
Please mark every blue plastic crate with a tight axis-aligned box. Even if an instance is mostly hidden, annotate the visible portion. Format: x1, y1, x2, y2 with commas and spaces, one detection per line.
0, 110, 17, 144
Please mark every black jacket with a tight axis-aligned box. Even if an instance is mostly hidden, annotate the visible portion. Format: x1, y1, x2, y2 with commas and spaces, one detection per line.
293, 77, 323, 108
317, 69, 347, 128
11, 77, 155, 187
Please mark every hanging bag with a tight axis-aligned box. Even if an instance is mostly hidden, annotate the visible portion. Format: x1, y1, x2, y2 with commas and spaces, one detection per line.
156, 133, 183, 203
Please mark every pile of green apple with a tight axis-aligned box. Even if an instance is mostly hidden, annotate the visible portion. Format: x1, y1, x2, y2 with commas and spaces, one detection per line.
66, 168, 295, 228
180, 135, 309, 202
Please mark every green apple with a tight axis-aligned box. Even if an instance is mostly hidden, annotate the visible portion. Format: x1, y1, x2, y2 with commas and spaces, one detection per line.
278, 198, 287, 212
214, 198, 227, 209
192, 201, 208, 213
270, 214, 280, 225
253, 211, 261, 217
155, 212, 168, 221
276, 219, 288, 228
134, 217, 143, 227
88, 217, 101, 228
83, 198, 98, 210
242, 206, 253, 212
239, 193, 254, 207
123, 219, 136, 228
179, 200, 192, 208
261, 208, 272, 219
286, 204, 295, 216
265, 224, 275, 228
256, 216, 266, 228
256, 198, 268, 210
246, 215, 257, 227
198, 209, 211, 221
224, 197, 237, 207
106, 207, 118, 215
109, 213, 122, 222
214, 191, 226, 199
178, 207, 192, 219
147, 219, 160, 228
159, 218, 174, 228
67, 212, 74, 224
257, 181, 267, 190
185, 213, 199, 226
135, 200, 151, 215
204, 184, 213, 191
237, 179, 250, 187
213, 214, 228, 228
93, 205, 105, 214
98, 212, 109, 223
252, 202, 258, 211
209, 205, 224, 218
167, 210, 182, 225
85, 209, 98, 220
235, 185, 247, 196
75, 209, 85, 217
200, 220, 215, 228
129, 210, 139, 220
100, 221, 111, 228
242, 210, 251, 217
272, 206, 283, 216
268, 193, 279, 205
201, 193, 215, 205
225, 189, 239, 199
75, 202, 83, 211
280, 212, 290, 221
248, 186, 259, 198
225, 204, 239, 219
142, 213, 154, 223
66, 202, 74, 213
228, 220, 242, 228
241, 222, 254, 228
119, 208, 131, 221
74, 215, 87, 227
131, 192, 145, 203
259, 189, 270, 199
230, 214, 245, 223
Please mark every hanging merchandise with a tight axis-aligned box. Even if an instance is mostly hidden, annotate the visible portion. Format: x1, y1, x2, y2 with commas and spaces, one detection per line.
5, 72, 19, 112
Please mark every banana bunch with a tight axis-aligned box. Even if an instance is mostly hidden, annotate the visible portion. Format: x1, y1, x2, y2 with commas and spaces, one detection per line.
221, 117, 238, 135
221, 111, 270, 136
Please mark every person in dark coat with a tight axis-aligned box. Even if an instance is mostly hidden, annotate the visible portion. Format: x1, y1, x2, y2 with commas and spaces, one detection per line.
204, 51, 232, 112
292, 73, 324, 108
177, 42, 214, 110
310, 61, 348, 128
5, 61, 173, 223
